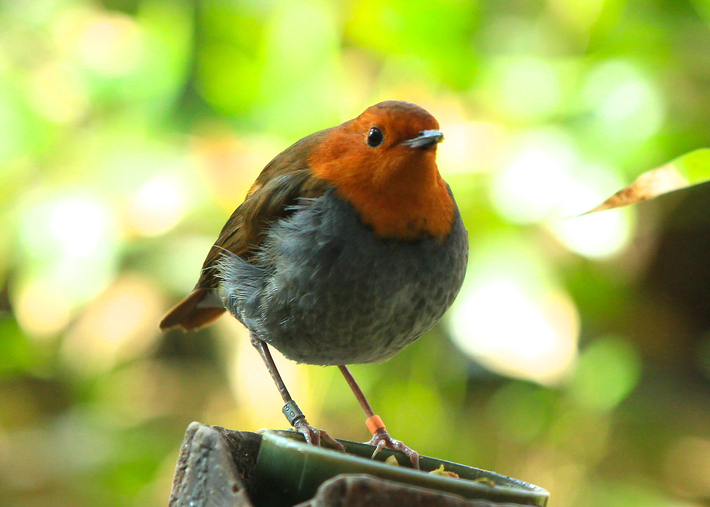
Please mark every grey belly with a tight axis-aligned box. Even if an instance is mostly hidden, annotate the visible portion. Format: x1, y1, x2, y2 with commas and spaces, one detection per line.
217, 191, 468, 365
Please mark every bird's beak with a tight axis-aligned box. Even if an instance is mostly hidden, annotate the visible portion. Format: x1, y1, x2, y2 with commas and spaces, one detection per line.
400, 129, 444, 150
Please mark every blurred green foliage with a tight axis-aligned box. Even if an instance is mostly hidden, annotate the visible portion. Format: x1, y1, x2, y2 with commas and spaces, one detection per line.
2, 0, 710, 506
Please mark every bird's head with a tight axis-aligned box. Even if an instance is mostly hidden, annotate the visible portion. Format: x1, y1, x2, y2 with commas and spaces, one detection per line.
309, 101, 455, 240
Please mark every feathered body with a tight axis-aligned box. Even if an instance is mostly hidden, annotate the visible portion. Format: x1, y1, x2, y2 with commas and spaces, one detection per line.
217, 188, 467, 364
161, 99, 468, 367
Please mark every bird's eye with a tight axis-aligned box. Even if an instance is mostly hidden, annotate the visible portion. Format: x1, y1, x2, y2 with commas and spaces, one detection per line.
366, 127, 384, 148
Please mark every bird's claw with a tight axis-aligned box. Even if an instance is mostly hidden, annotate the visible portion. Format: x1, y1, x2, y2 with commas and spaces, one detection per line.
293, 418, 345, 452
368, 428, 420, 469
283, 399, 345, 451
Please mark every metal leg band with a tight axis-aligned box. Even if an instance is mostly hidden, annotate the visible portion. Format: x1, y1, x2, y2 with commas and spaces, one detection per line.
282, 400, 306, 426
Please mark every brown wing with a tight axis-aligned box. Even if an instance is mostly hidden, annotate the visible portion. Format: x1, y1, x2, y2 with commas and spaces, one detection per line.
159, 128, 333, 331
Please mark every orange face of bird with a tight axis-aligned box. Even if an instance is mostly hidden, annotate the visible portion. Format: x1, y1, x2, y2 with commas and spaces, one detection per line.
309, 101, 455, 241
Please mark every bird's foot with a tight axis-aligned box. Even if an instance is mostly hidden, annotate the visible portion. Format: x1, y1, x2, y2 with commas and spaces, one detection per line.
368, 427, 420, 469
283, 400, 345, 452
293, 418, 345, 451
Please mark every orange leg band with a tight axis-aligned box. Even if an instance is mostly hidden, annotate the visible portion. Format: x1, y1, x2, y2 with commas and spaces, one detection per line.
366, 414, 386, 435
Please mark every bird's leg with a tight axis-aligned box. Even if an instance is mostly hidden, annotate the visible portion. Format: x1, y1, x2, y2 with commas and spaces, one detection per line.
249, 334, 344, 451
337, 365, 420, 469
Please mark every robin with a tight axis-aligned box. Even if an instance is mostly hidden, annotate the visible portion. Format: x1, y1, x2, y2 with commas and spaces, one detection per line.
160, 100, 468, 467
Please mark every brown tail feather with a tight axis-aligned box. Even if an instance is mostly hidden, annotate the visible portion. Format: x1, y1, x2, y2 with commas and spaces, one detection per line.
160, 289, 226, 331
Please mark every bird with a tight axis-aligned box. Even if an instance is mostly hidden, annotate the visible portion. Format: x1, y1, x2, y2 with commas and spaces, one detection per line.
160, 100, 468, 467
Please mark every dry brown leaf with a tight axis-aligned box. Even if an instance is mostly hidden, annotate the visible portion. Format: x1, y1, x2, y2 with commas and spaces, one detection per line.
584, 164, 689, 215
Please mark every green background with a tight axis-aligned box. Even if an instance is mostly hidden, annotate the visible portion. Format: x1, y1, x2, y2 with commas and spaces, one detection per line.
2, 0, 710, 505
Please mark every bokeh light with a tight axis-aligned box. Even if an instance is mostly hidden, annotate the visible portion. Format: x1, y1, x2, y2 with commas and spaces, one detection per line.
550, 207, 633, 259
60, 274, 165, 376
14, 192, 119, 337
483, 56, 563, 122
2, 1, 710, 506
127, 172, 191, 237
449, 236, 579, 385
583, 60, 665, 145
567, 336, 641, 412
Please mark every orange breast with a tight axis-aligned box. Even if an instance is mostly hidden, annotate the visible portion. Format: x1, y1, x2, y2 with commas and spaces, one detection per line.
309, 132, 455, 241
